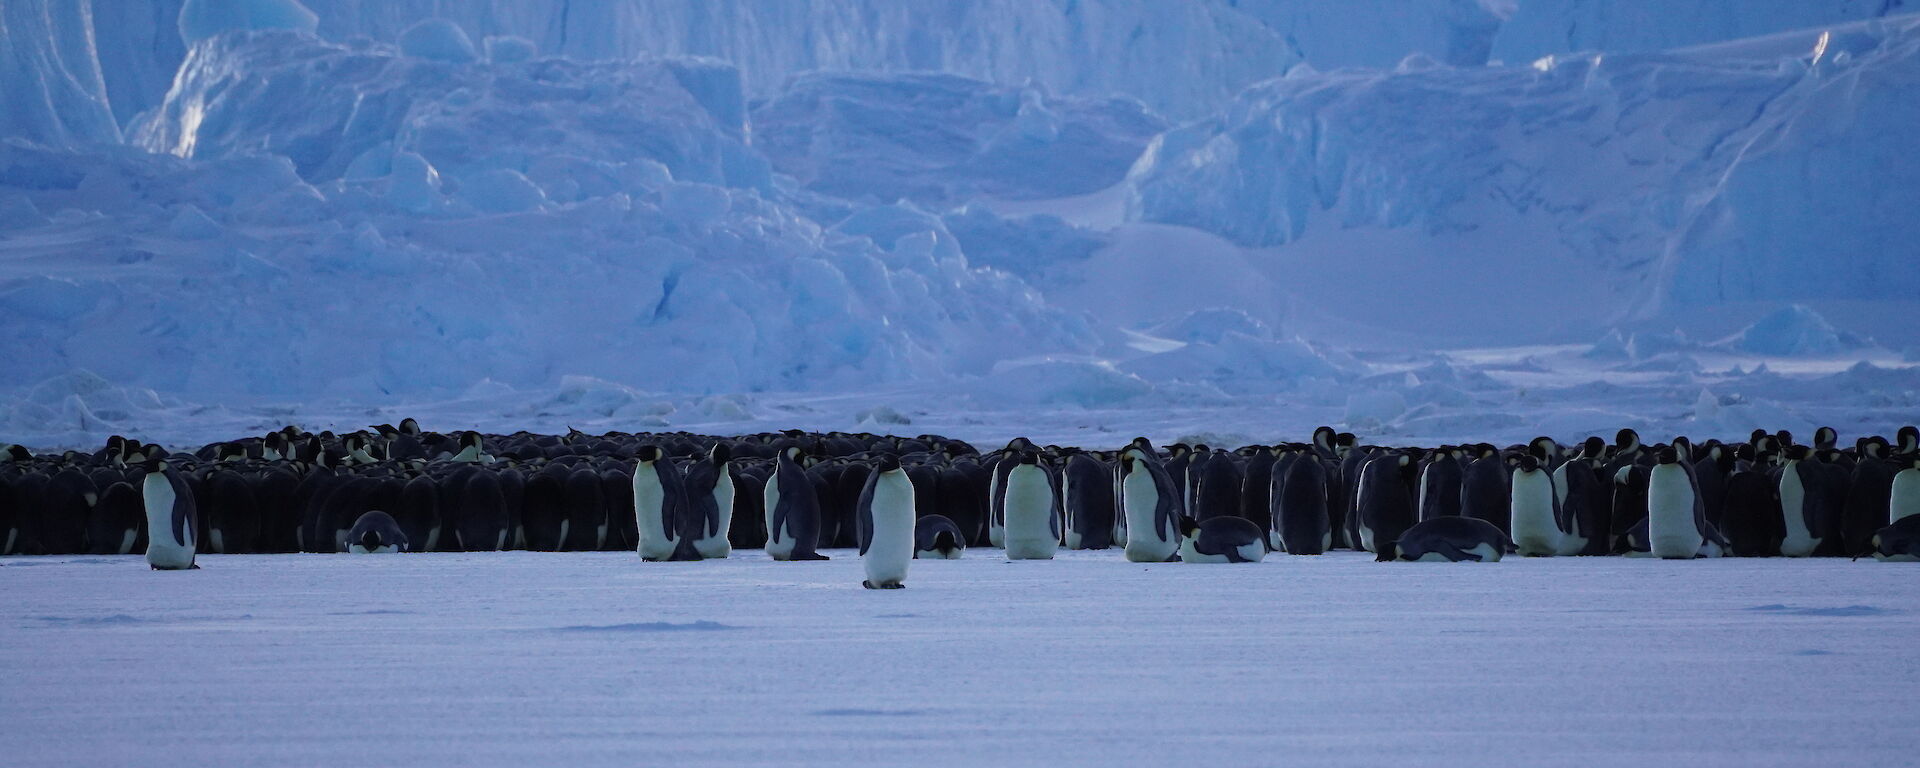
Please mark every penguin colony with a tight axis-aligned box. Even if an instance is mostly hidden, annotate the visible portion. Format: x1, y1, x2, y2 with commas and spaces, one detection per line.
4, 423, 1920, 582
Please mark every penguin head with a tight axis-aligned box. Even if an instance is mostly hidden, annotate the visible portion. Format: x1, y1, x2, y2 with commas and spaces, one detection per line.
359, 528, 384, 550
1529, 436, 1557, 458
1515, 454, 1540, 473
400, 417, 421, 435
707, 443, 731, 465
635, 445, 662, 464
1615, 429, 1640, 452
1128, 436, 1156, 454
5, 444, 30, 462
1900, 426, 1919, 452
1858, 437, 1887, 459
462, 432, 483, 450
874, 454, 901, 473
1654, 446, 1679, 465
1814, 426, 1837, 450
1582, 436, 1606, 460
1671, 436, 1693, 460
1775, 430, 1794, 449
1312, 426, 1335, 451
1177, 515, 1199, 539
1784, 445, 1811, 463
1015, 451, 1040, 467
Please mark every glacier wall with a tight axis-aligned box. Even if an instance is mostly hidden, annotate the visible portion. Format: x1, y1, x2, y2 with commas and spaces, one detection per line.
0, 0, 121, 146
1491, 0, 1906, 64
1126, 15, 1920, 320
1, 31, 1094, 399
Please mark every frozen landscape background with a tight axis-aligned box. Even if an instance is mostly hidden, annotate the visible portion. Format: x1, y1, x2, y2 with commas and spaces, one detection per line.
3, 0, 1918, 449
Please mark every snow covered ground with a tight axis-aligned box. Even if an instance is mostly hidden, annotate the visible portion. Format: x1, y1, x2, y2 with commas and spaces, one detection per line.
3, 550, 1915, 766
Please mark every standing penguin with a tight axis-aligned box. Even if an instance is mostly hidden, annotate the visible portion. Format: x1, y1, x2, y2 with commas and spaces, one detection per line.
142, 459, 198, 570
1001, 452, 1059, 560
1891, 456, 1920, 524
914, 514, 966, 559
1777, 447, 1836, 558
681, 444, 735, 559
1061, 452, 1116, 550
1416, 449, 1464, 521
763, 447, 829, 561
1842, 452, 1894, 557
1647, 446, 1722, 559
857, 456, 915, 588
632, 446, 686, 561
1719, 466, 1784, 556
1459, 448, 1512, 534
1273, 452, 1330, 555
1509, 455, 1564, 556
1118, 440, 1182, 563
1354, 452, 1417, 554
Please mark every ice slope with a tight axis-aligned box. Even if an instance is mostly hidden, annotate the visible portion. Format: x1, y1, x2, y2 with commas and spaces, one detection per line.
752, 72, 1165, 207
3, 552, 1916, 767
1127, 14, 1920, 328
1491, 0, 1907, 64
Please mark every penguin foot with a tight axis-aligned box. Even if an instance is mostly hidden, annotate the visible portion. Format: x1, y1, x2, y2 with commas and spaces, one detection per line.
862, 581, 905, 590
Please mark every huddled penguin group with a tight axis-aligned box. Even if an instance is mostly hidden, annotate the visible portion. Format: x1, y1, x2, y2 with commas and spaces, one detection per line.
4, 423, 1920, 585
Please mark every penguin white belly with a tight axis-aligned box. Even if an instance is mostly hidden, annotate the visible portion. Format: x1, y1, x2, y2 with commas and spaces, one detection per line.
1178, 537, 1225, 563
557, 520, 570, 550
1553, 528, 1588, 557
862, 475, 915, 588
118, 529, 137, 555
424, 525, 441, 553
1647, 465, 1701, 560
694, 476, 735, 559
1468, 542, 1503, 562
1358, 520, 1378, 555
1001, 467, 1057, 560
142, 474, 195, 570
1120, 469, 1174, 563
348, 543, 400, 554
1509, 471, 1561, 556
633, 466, 677, 560
1777, 466, 1816, 558
762, 478, 793, 559
1889, 470, 1920, 524
210, 529, 225, 554
1268, 531, 1284, 552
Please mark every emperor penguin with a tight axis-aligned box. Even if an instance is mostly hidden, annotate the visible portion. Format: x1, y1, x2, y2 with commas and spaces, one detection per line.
987, 437, 1040, 548
142, 459, 199, 570
1842, 451, 1894, 557
1178, 515, 1265, 563
632, 446, 687, 561
1509, 454, 1564, 556
1118, 439, 1182, 563
346, 510, 408, 554
764, 447, 829, 561
1777, 446, 1834, 557
1354, 452, 1417, 554
682, 444, 735, 559
1001, 451, 1059, 560
1378, 516, 1510, 562
1273, 451, 1330, 555
1061, 452, 1116, 550
1887, 455, 1920, 525
914, 514, 966, 559
1647, 446, 1721, 559
857, 456, 915, 588
1866, 515, 1920, 561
